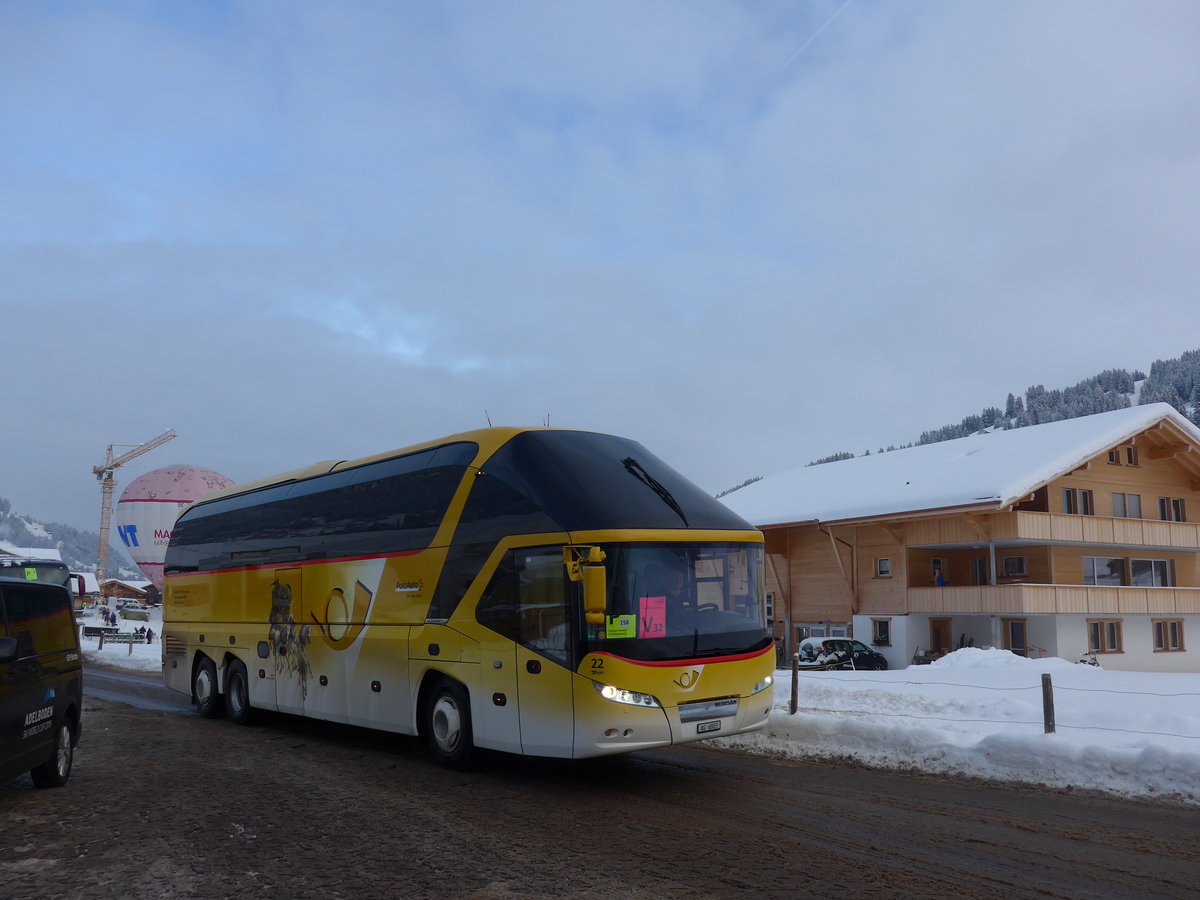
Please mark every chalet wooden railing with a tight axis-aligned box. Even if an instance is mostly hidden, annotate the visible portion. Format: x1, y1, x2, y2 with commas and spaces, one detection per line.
906, 510, 1200, 550
1003, 511, 1200, 549
908, 584, 1200, 616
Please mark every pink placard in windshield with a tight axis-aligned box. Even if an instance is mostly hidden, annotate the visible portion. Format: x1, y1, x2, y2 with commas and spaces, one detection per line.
638, 595, 666, 638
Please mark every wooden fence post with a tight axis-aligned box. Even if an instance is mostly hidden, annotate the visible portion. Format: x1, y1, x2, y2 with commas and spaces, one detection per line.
1042, 673, 1055, 734
790, 653, 799, 715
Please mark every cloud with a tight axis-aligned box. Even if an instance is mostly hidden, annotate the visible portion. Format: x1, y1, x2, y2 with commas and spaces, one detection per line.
3, 1, 1200, 529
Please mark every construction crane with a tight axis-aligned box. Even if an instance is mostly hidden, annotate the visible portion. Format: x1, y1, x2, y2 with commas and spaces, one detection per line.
93, 429, 177, 585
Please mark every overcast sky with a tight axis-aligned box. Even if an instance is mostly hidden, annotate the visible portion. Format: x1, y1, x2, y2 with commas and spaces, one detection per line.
4, 1, 1200, 534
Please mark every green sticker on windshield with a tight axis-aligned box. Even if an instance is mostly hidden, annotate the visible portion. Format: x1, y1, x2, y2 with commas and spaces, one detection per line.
605, 614, 636, 639
24, 567, 37, 580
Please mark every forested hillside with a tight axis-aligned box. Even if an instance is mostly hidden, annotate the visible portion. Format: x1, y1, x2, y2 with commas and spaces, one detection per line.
810, 348, 1200, 467
0, 496, 135, 575
710, 350, 1200, 494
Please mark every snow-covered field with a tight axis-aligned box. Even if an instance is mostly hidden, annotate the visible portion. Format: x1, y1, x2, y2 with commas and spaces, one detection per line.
84, 612, 1200, 804
720, 649, 1200, 805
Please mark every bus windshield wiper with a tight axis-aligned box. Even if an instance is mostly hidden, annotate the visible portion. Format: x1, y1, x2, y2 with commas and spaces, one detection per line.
622, 457, 689, 527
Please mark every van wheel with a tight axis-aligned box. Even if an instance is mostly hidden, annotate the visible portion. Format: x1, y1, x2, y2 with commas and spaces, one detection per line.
193, 656, 225, 719
426, 678, 474, 770
30, 720, 74, 788
226, 660, 253, 725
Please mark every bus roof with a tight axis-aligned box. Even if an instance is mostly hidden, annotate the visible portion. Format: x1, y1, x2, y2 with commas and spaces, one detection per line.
188, 427, 530, 508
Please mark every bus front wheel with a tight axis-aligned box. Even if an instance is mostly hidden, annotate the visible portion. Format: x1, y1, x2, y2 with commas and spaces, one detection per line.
426, 678, 474, 770
193, 656, 225, 719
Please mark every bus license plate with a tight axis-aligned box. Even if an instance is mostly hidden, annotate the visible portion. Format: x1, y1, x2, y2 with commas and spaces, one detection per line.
696, 720, 721, 734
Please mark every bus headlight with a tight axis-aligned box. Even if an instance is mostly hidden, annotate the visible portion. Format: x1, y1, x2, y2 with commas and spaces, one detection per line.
592, 680, 661, 708
752, 674, 774, 695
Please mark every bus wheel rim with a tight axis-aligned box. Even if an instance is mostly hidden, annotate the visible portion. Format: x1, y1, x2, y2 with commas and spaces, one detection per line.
196, 669, 212, 704
432, 696, 461, 752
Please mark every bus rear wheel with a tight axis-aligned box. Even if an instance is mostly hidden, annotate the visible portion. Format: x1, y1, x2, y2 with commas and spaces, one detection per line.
193, 656, 225, 719
426, 678, 474, 770
226, 660, 253, 725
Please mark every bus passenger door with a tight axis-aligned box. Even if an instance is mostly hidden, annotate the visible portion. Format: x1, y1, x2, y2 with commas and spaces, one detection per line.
515, 644, 575, 757
272, 568, 308, 715
513, 562, 575, 757
474, 632, 521, 753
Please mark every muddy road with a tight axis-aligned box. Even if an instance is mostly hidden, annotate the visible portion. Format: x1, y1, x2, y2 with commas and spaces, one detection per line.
1, 669, 1197, 899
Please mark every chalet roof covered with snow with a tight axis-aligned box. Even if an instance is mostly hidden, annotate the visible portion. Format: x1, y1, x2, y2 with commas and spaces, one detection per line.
0, 544, 64, 561
722, 403, 1200, 527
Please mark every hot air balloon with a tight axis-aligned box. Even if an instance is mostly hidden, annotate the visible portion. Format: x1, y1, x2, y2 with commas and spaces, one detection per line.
114, 466, 235, 590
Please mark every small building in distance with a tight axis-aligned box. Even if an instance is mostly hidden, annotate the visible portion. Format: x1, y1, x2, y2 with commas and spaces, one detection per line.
101, 579, 151, 602
723, 403, 1200, 672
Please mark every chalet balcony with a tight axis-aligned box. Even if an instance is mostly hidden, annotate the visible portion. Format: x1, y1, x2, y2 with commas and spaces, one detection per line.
907, 510, 1200, 550
909, 583, 1200, 616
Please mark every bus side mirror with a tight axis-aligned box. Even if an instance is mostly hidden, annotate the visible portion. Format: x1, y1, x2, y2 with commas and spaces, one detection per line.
565, 546, 607, 625
582, 565, 607, 625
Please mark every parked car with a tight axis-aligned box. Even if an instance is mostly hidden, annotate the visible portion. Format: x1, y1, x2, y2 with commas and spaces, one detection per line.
0, 577, 83, 788
797, 637, 889, 671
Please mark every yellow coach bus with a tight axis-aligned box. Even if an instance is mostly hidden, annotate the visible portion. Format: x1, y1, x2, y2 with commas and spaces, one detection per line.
162, 427, 774, 768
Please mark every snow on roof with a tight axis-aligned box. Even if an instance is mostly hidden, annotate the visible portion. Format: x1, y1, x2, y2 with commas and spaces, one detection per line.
0, 544, 64, 561
723, 403, 1200, 527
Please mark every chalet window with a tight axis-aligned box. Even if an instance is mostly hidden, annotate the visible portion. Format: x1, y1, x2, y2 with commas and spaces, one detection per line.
1159, 497, 1187, 522
871, 618, 891, 646
1002, 618, 1028, 656
1087, 618, 1123, 654
1153, 619, 1184, 652
1108, 449, 1121, 465
875, 558, 891, 578
1083, 556, 1125, 586
1001, 556, 1026, 577
1062, 488, 1094, 516
1112, 493, 1141, 519
1126, 445, 1139, 466
1131, 558, 1174, 587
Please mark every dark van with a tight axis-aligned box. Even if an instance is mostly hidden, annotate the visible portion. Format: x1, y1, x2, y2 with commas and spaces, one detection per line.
0, 577, 83, 788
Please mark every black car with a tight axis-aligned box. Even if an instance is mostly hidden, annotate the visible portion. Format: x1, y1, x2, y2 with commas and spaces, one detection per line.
797, 637, 889, 671
0, 577, 83, 788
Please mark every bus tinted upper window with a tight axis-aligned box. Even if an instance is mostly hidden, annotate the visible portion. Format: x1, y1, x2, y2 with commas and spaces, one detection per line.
466, 431, 753, 536
0, 560, 71, 587
166, 443, 477, 572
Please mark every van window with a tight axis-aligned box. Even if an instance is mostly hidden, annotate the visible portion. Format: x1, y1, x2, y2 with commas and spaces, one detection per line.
1, 584, 75, 656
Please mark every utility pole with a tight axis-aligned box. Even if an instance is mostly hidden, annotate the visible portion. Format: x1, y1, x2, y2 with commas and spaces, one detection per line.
93, 429, 176, 585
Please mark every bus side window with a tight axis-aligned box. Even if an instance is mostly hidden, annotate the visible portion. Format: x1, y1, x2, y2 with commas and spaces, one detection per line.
518, 555, 570, 666
476, 554, 521, 641
476, 549, 571, 666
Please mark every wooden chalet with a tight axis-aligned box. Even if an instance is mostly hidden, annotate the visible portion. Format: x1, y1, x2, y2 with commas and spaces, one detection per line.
724, 403, 1200, 672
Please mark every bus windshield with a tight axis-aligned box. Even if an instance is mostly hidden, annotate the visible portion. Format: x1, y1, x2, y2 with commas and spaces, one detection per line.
0, 559, 71, 588
476, 542, 770, 667
589, 543, 769, 662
